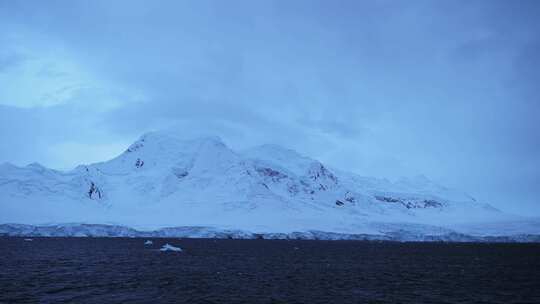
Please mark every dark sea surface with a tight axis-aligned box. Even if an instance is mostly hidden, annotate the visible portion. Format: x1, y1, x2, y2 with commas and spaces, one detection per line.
0, 238, 539, 304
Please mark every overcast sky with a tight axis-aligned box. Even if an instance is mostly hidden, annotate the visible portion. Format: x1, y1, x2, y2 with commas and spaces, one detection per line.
0, 0, 539, 216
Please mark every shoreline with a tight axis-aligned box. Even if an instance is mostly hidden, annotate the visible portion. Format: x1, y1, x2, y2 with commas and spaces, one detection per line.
2, 223, 539, 243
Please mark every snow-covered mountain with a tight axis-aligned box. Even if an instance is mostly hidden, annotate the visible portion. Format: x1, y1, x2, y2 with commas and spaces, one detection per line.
1, 131, 538, 241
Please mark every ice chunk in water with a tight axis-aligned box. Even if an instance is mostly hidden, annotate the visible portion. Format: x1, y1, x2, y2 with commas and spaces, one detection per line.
160, 243, 182, 252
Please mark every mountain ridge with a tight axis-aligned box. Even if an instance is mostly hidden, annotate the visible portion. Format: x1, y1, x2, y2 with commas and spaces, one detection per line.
0, 130, 538, 240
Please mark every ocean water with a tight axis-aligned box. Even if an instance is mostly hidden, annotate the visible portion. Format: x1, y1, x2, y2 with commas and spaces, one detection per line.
0, 237, 539, 303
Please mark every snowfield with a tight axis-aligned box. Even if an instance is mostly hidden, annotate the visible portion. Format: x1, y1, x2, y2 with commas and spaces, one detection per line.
0, 131, 538, 241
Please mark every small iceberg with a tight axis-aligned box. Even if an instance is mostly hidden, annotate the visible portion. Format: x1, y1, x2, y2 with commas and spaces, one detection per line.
160, 243, 182, 252
24, 238, 33, 241
144, 240, 153, 245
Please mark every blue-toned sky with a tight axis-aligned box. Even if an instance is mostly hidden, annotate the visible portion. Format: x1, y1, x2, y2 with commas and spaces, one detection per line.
0, 0, 539, 215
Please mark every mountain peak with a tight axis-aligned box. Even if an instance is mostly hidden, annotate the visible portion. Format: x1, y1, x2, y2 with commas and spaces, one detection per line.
139, 130, 224, 144
125, 131, 227, 154
242, 143, 319, 176
26, 162, 46, 169
102, 131, 235, 175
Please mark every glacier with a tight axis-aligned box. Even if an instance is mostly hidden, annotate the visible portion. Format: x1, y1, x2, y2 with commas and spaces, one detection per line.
0, 130, 538, 241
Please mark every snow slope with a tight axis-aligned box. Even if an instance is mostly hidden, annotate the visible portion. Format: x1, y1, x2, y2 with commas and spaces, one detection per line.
0, 130, 538, 240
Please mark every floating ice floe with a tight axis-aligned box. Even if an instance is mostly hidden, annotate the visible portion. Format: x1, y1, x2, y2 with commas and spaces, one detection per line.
144, 240, 153, 245
160, 243, 182, 252
24, 238, 33, 241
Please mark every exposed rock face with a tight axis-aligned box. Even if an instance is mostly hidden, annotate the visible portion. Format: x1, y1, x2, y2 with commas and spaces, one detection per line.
374, 195, 443, 209
344, 192, 356, 204
126, 138, 145, 153
308, 163, 337, 184
135, 158, 144, 168
172, 168, 189, 179
256, 167, 288, 182
88, 182, 102, 199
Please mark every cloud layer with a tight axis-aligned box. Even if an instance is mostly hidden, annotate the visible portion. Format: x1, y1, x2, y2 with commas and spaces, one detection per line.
1, 0, 539, 215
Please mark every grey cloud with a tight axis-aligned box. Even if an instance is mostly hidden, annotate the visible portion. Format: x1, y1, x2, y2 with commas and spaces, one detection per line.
0, 51, 26, 72
0, 0, 539, 215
